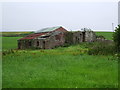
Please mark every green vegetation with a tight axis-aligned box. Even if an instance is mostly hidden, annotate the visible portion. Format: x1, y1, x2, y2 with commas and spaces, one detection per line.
89, 32, 116, 56
113, 25, 120, 53
2, 32, 118, 88
2, 37, 22, 50
95, 32, 113, 40
2, 49, 118, 88
88, 42, 115, 55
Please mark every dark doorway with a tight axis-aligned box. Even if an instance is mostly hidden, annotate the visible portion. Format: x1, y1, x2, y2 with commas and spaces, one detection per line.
75, 37, 79, 43
82, 32, 85, 42
43, 41, 45, 49
29, 41, 32, 46
37, 41, 39, 46
18, 42, 21, 49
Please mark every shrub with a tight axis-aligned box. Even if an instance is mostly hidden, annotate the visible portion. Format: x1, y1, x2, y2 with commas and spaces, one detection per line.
113, 25, 120, 53
88, 42, 116, 55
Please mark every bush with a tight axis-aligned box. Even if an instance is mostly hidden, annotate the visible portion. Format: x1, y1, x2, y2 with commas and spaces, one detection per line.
113, 25, 120, 53
88, 42, 116, 55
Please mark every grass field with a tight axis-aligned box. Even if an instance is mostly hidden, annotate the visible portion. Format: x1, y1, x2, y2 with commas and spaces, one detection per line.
2, 32, 118, 88
2, 50, 118, 88
2, 37, 22, 50
95, 32, 113, 40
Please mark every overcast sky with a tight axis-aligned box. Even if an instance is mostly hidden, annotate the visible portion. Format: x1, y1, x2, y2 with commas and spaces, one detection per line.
0, 0, 119, 32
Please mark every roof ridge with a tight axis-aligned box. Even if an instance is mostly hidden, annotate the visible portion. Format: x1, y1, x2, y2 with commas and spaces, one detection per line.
35, 26, 62, 33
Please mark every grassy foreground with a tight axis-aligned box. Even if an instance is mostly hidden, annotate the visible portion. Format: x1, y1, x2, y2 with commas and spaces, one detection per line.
2, 32, 118, 88
2, 49, 118, 88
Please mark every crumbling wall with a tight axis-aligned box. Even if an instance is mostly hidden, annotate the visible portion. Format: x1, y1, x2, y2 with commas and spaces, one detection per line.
64, 31, 83, 45
32, 39, 45, 49
45, 32, 66, 49
73, 31, 83, 44
84, 31, 96, 42
64, 32, 74, 45
18, 39, 34, 49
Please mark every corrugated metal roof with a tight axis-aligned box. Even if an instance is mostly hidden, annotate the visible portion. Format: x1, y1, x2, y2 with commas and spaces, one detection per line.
18, 26, 66, 40
19, 32, 47, 40
35, 26, 62, 33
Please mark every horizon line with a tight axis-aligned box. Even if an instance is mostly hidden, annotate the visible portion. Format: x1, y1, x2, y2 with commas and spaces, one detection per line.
0, 29, 114, 32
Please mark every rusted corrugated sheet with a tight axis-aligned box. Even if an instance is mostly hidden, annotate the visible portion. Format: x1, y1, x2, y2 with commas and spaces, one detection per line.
19, 32, 47, 40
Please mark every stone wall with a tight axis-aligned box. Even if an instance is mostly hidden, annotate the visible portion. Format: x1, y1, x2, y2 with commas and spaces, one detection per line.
84, 31, 96, 42
18, 39, 34, 49
73, 31, 83, 44
44, 33, 66, 49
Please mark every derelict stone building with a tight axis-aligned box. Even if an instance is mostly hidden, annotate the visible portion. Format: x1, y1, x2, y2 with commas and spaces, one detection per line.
18, 26, 96, 49
64, 29, 96, 45
18, 26, 67, 49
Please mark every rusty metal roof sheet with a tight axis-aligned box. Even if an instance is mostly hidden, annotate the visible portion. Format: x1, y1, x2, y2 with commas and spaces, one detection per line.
18, 26, 66, 40
19, 32, 47, 40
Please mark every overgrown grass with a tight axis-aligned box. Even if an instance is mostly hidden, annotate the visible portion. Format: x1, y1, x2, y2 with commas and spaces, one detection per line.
95, 32, 113, 40
2, 50, 118, 88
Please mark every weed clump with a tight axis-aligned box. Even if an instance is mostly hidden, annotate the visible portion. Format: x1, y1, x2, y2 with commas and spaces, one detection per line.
2, 49, 15, 56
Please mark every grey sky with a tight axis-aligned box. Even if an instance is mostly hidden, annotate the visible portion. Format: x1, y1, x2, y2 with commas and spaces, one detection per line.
118, 1, 120, 24
0, 3, 2, 31
1, 2, 118, 31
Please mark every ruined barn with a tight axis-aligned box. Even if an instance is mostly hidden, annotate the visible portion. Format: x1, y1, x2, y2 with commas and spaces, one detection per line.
18, 26, 68, 49
18, 26, 96, 49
